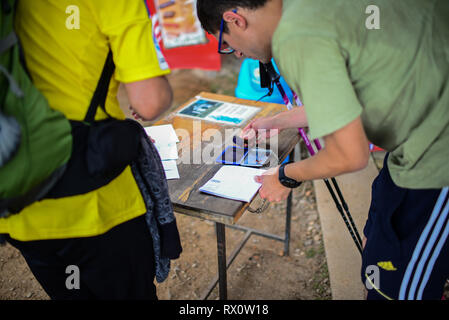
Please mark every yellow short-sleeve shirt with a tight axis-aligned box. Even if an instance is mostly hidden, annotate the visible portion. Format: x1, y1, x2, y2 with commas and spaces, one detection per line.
0, 0, 170, 241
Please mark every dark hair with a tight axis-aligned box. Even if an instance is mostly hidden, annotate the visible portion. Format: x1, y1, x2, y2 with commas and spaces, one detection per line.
196, 0, 269, 34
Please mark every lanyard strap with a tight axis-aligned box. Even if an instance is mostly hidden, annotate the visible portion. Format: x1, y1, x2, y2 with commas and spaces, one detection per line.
260, 62, 322, 155
272, 78, 318, 156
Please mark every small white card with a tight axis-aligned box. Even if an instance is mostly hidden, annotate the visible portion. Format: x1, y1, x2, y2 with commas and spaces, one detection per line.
155, 142, 179, 161
145, 124, 180, 161
144, 124, 179, 144
162, 160, 180, 180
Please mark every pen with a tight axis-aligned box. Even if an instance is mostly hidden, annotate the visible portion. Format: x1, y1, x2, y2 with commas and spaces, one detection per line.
256, 140, 259, 163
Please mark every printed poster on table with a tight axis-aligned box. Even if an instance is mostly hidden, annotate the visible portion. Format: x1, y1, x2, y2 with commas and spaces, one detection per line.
177, 97, 261, 126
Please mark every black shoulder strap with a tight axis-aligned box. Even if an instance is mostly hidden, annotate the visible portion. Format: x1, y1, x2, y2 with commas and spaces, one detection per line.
1, 0, 12, 14
84, 49, 115, 123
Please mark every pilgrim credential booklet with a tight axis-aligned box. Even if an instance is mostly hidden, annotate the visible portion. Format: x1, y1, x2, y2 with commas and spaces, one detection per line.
199, 165, 266, 202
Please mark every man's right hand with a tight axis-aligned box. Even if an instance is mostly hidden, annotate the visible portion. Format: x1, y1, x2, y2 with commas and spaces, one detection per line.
241, 107, 309, 142
241, 117, 280, 142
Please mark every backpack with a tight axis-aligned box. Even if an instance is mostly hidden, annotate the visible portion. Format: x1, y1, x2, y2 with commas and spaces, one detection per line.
0, 0, 72, 217
0, 0, 142, 219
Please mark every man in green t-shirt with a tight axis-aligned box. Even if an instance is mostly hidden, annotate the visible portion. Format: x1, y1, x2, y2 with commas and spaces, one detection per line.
197, 0, 449, 300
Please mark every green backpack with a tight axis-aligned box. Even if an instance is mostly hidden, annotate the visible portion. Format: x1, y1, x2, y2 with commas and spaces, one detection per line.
0, 0, 72, 217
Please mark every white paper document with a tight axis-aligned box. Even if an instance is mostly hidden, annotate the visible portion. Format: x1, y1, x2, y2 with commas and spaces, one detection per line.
162, 160, 180, 180
144, 124, 179, 144
145, 125, 180, 178
199, 165, 266, 202
155, 142, 178, 161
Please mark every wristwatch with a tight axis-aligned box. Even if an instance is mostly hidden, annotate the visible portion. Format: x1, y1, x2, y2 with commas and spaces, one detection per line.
278, 162, 302, 188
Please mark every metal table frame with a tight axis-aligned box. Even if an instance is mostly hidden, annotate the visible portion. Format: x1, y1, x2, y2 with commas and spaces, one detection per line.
200, 149, 295, 300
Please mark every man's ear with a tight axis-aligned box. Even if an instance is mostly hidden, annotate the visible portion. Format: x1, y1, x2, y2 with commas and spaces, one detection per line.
222, 10, 247, 30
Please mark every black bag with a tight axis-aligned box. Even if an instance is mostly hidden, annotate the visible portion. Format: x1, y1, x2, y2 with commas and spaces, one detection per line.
45, 49, 142, 199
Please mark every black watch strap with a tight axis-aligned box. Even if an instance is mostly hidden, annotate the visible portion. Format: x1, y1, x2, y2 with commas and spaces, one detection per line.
279, 162, 302, 188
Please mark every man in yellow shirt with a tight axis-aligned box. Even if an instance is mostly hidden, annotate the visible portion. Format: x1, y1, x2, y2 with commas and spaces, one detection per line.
1, 0, 175, 299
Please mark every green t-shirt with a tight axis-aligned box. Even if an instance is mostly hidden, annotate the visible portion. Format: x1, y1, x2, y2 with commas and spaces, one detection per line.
272, 0, 449, 189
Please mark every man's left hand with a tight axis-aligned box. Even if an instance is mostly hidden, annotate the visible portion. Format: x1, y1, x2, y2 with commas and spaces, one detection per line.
255, 166, 292, 202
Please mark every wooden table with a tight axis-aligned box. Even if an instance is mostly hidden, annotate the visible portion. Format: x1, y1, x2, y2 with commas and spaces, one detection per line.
154, 92, 300, 300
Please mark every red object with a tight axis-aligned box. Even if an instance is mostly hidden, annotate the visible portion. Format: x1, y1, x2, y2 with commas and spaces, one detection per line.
370, 145, 384, 152
163, 33, 221, 70
145, 0, 221, 71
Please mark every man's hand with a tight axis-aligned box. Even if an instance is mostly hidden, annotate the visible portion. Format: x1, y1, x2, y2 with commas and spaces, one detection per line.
241, 107, 309, 142
255, 166, 292, 202
241, 117, 280, 142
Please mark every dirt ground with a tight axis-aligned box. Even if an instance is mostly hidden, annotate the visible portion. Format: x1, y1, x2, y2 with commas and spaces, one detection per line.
0, 180, 329, 300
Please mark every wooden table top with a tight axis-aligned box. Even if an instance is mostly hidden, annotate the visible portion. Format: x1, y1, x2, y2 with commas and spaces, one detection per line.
153, 92, 300, 225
